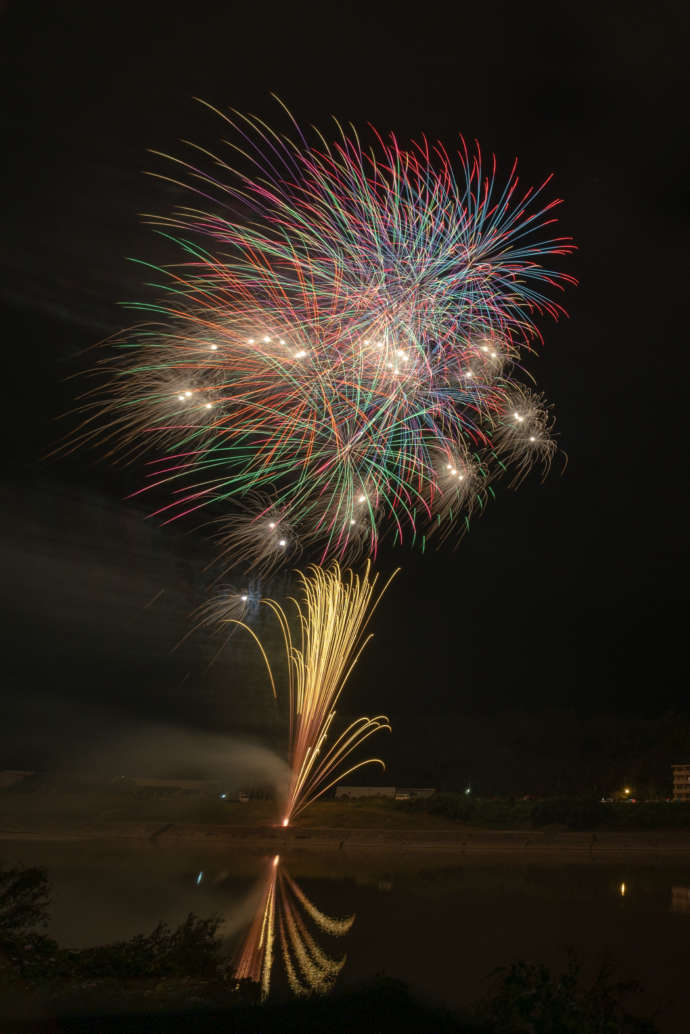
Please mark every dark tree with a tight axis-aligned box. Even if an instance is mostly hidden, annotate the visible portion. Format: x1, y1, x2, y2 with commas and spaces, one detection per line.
0, 865, 50, 940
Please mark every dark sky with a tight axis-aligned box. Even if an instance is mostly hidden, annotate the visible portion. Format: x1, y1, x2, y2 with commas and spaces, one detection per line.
2, 1, 688, 770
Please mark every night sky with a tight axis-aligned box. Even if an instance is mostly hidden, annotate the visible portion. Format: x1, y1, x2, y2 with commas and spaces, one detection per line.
2, 2, 688, 777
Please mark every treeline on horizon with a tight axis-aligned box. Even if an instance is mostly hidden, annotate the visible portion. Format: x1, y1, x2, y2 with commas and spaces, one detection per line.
396, 795, 690, 831
2, 708, 688, 803
380, 708, 690, 798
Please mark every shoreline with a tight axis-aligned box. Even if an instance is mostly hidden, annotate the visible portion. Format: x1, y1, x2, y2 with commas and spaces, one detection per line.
2, 822, 690, 857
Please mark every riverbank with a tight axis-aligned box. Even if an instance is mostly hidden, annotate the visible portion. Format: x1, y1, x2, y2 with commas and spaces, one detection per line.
2, 821, 690, 858
4, 790, 690, 832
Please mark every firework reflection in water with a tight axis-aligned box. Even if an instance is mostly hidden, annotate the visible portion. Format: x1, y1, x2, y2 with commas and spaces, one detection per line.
234, 854, 354, 999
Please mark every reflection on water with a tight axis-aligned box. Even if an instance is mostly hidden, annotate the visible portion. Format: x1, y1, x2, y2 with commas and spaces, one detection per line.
234, 855, 354, 999
671, 886, 690, 913
2, 841, 690, 1031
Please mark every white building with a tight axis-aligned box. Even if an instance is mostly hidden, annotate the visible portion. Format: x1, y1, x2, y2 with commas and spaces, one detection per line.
672, 763, 690, 802
335, 785, 436, 800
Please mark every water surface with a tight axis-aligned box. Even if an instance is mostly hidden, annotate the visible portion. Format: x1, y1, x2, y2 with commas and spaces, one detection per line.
2, 839, 689, 1032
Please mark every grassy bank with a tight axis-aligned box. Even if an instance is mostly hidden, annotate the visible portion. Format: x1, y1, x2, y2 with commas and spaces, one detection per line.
2, 785, 690, 833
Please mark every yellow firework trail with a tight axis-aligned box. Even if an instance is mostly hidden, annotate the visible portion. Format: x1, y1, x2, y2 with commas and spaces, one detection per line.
233, 561, 397, 825
234, 855, 354, 1000
233, 854, 279, 998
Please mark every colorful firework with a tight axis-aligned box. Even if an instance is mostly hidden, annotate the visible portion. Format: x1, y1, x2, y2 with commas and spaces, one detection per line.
234, 854, 354, 999
68, 102, 574, 568
223, 561, 395, 825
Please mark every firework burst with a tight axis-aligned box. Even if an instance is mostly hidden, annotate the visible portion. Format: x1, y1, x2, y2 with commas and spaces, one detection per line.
67, 102, 574, 567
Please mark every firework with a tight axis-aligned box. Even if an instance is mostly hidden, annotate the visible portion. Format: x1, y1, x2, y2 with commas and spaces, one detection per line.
234, 854, 278, 998
224, 561, 395, 825
67, 103, 574, 566
213, 492, 302, 577
234, 854, 354, 999
490, 387, 558, 486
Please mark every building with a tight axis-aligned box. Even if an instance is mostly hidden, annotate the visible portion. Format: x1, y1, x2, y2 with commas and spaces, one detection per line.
672, 763, 690, 802
0, 770, 35, 789
335, 785, 436, 800
394, 787, 436, 800
671, 887, 690, 914
335, 786, 395, 799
